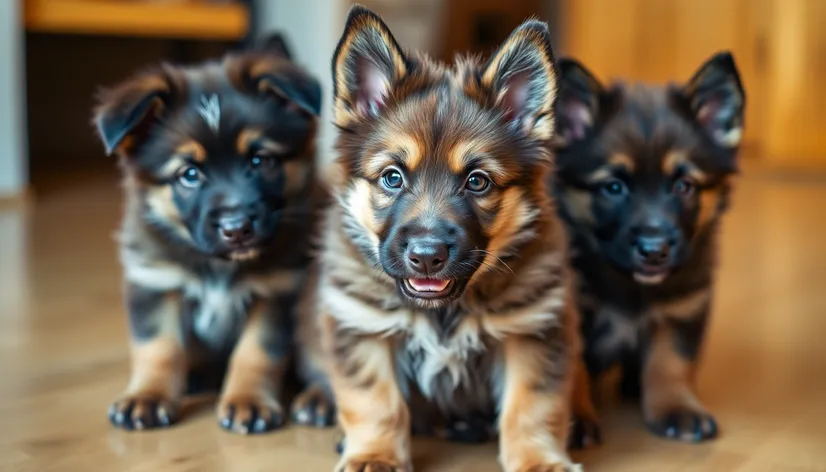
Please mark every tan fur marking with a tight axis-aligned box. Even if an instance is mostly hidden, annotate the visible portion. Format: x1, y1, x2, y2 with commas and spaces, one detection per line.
697, 186, 722, 229
643, 323, 708, 427
653, 288, 711, 322
235, 128, 262, 155
175, 140, 207, 163
662, 150, 708, 183
346, 179, 381, 244
217, 300, 287, 434
571, 358, 600, 430
112, 298, 186, 427
158, 156, 188, 179
562, 188, 594, 226
325, 316, 411, 471
609, 153, 635, 172
283, 160, 310, 196
498, 335, 576, 472
145, 186, 190, 241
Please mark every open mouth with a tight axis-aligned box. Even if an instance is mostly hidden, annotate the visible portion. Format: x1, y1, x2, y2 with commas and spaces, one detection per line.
633, 265, 669, 285
402, 278, 454, 299
228, 247, 261, 262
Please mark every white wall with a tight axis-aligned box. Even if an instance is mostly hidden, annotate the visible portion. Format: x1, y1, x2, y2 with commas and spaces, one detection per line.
0, 0, 28, 198
255, 0, 348, 170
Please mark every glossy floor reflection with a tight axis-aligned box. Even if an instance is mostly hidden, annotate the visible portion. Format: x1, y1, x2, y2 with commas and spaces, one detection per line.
2, 167, 825, 472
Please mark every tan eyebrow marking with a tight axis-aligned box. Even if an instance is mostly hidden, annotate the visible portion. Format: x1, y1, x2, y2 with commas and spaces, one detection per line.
586, 153, 635, 183
662, 150, 708, 184
236, 128, 287, 156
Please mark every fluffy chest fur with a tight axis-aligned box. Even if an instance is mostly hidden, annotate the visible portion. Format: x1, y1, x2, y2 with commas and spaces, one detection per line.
121, 242, 301, 351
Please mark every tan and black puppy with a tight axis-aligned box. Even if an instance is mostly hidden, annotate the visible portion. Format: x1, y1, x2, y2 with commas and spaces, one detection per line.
292, 6, 587, 472
552, 53, 745, 442
94, 41, 322, 434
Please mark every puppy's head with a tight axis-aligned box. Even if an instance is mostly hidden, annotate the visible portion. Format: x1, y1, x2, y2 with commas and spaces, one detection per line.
553, 53, 745, 284
94, 49, 321, 261
332, 6, 558, 308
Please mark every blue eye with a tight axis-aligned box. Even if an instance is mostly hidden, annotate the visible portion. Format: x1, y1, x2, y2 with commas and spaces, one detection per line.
250, 153, 274, 169
673, 177, 695, 197
178, 166, 204, 188
601, 179, 628, 198
382, 169, 404, 190
465, 172, 490, 193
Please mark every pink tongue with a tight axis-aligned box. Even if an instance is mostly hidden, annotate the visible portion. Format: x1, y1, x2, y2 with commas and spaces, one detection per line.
408, 278, 450, 292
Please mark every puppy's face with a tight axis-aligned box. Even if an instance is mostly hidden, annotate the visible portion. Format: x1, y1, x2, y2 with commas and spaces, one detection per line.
553, 54, 745, 284
331, 9, 559, 308
95, 52, 321, 261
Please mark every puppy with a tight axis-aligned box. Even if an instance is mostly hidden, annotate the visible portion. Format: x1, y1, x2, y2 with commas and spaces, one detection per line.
292, 6, 586, 472
93, 43, 322, 434
552, 53, 745, 442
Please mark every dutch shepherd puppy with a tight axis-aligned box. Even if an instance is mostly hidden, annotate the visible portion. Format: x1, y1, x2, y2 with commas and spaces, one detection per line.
552, 53, 745, 442
94, 41, 322, 434
292, 5, 590, 472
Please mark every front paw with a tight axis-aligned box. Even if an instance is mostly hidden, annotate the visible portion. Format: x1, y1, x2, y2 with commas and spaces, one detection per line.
335, 456, 410, 472
217, 394, 285, 435
646, 409, 718, 442
568, 414, 602, 450
109, 393, 179, 430
513, 463, 582, 472
291, 385, 336, 427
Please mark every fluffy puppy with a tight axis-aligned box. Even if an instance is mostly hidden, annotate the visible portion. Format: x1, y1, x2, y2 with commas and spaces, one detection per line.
94, 43, 322, 434
292, 6, 589, 472
552, 53, 745, 442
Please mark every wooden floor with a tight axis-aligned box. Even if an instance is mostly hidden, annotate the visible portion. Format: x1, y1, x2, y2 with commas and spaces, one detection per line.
2, 166, 826, 472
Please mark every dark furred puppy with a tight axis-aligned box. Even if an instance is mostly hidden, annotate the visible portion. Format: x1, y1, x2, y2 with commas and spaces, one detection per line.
552, 53, 745, 442
292, 6, 589, 472
93, 45, 322, 434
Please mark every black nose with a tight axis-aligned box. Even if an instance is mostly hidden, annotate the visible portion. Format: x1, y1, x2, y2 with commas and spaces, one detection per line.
634, 235, 670, 266
218, 215, 255, 245
406, 238, 449, 275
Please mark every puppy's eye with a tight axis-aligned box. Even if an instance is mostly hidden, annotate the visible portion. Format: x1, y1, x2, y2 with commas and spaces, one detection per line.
673, 177, 695, 197
178, 166, 205, 188
381, 169, 404, 190
465, 172, 490, 193
250, 153, 275, 169
600, 179, 628, 198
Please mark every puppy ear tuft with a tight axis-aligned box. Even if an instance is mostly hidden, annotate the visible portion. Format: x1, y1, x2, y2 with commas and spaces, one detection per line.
683, 51, 746, 149
482, 19, 558, 140
554, 58, 605, 147
93, 69, 174, 156
331, 4, 409, 124
227, 52, 322, 117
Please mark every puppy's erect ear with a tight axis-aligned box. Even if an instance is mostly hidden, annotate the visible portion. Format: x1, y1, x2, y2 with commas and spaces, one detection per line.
260, 32, 293, 60
228, 52, 322, 117
682, 51, 746, 148
482, 20, 558, 140
93, 69, 175, 156
332, 5, 409, 125
554, 58, 604, 147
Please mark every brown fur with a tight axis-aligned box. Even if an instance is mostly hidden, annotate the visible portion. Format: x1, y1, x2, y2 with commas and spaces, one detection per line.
293, 6, 583, 472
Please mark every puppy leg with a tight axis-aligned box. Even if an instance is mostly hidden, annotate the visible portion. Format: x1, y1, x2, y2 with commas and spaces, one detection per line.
568, 358, 602, 449
326, 317, 410, 472
642, 313, 717, 442
498, 334, 579, 472
217, 298, 289, 434
110, 285, 186, 430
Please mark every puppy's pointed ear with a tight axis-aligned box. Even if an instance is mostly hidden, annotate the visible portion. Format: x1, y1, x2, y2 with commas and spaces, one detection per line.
228, 52, 322, 117
332, 5, 409, 124
260, 32, 293, 60
482, 20, 558, 140
93, 68, 175, 156
682, 51, 746, 149
554, 58, 605, 147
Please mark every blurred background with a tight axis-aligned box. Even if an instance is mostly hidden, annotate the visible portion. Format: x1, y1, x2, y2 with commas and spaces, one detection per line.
1, 0, 824, 202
